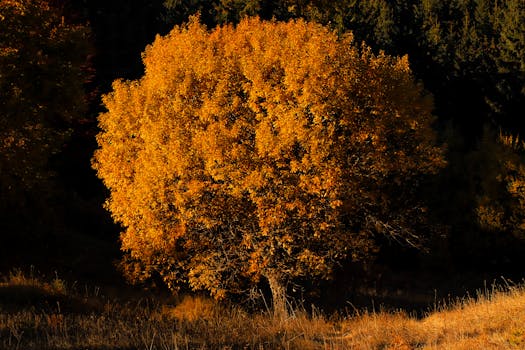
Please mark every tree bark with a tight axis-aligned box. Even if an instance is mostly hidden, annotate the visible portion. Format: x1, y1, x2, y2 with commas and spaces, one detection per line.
266, 272, 288, 319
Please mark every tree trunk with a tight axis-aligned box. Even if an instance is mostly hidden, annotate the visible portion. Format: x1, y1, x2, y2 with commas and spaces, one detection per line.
266, 272, 288, 319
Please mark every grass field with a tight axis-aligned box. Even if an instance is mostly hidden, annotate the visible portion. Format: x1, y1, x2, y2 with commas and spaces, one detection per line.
1, 270, 524, 349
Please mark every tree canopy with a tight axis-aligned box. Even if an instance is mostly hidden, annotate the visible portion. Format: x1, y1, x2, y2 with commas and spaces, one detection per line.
93, 17, 445, 311
162, 0, 525, 136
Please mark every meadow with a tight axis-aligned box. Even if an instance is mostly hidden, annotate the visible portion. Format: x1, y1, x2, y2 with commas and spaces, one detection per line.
1, 270, 524, 349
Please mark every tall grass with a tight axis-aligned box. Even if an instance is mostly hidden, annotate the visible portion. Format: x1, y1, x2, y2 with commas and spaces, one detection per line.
1, 270, 524, 349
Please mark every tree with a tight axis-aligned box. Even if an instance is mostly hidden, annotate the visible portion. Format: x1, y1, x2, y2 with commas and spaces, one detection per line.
474, 131, 525, 240
163, 1, 524, 137
162, 0, 399, 47
93, 17, 445, 314
413, 0, 525, 136
0, 0, 91, 234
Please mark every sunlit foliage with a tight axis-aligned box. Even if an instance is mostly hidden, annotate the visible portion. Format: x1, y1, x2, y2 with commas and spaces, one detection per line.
93, 17, 445, 308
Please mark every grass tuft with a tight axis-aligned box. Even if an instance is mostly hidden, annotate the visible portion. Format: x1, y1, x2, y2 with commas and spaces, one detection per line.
1, 270, 524, 349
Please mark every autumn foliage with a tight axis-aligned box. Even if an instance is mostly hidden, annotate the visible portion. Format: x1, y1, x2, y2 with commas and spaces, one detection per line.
93, 17, 444, 308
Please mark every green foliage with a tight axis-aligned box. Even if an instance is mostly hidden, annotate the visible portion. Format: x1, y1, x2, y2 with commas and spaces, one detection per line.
414, 0, 525, 132
162, 0, 399, 47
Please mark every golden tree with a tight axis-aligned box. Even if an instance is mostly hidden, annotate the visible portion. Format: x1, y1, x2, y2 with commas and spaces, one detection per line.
93, 17, 444, 314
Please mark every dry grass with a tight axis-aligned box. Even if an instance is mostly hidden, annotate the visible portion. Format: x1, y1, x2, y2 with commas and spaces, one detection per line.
1, 270, 524, 349
339, 281, 525, 349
